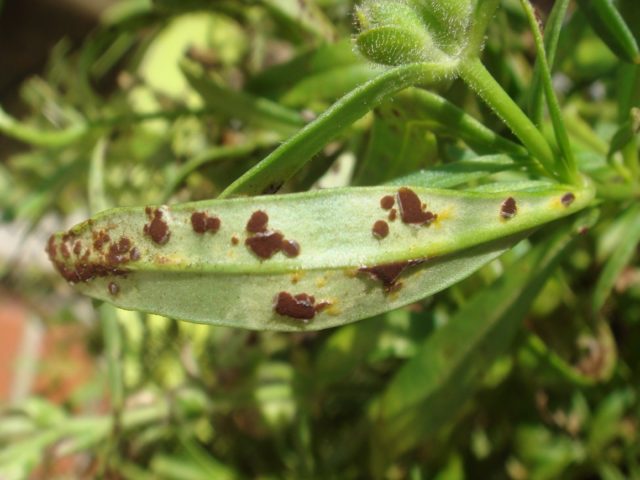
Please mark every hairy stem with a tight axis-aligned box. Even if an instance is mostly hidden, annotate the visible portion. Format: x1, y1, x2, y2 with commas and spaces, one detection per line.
459, 58, 558, 180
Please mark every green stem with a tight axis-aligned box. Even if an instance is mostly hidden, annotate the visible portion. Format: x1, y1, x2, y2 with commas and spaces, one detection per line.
220, 62, 456, 197
0, 105, 218, 148
520, 0, 579, 184
458, 58, 558, 180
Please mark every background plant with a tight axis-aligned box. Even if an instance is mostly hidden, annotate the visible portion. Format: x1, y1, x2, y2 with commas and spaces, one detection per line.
0, 0, 639, 478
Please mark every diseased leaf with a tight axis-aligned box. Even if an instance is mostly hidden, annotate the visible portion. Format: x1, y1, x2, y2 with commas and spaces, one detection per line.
46, 184, 593, 331
369, 210, 597, 464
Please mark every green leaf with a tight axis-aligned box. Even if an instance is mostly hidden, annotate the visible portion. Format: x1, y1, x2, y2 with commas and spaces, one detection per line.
528, 0, 571, 124
181, 60, 305, 135
577, 0, 640, 64
47, 184, 593, 331
369, 209, 596, 462
386, 155, 522, 189
592, 204, 640, 312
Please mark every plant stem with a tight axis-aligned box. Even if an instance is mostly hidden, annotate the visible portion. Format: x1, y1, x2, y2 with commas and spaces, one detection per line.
520, 0, 579, 184
458, 58, 558, 180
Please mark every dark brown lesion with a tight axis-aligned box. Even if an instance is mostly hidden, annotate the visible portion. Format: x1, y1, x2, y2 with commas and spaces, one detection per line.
396, 187, 437, 226
244, 210, 301, 260
380, 195, 395, 210
561, 192, 575, 207
143, 207, 171, 245
358, 259, 425, 292
246, 211, 269, 234
273, 291, 331, 322
500, 197, 517, 219
46, 229, 141, 284
246, 231, 285, 259
372, 220, 389, 239
191, 211, 221, 234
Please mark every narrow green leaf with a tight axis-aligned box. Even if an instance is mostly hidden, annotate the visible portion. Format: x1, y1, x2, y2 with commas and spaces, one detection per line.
247, 39, 362, 99
0, 106, 88, 148
258, 0, 336, 41
592, 204, 640, 312
47, 184, 593, 331
220, 63, 456, 197
520, 0, 579, 183
393, 88, 527, 156
387, 155, 522, 189
528, 0, 571, 125
577, 0, 640, 64
181, 60, 305, 135
369, 210, 596, 462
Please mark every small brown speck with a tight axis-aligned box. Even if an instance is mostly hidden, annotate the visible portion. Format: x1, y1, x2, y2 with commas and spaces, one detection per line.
73, 241, 82, 255
388, 209, 397, 221
500, 197, 517, 219
380, 195, 395, 210
108, 282, 120, 296
561, 192, 575, 207
372, 220, 389, 239
247, 210, 269, 233
282, 239, 300, 258
231, 236, 239, 246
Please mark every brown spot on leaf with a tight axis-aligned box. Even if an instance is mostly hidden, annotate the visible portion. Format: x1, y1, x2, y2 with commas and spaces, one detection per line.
191, 211, 221, 234
358, 260, 424, 292
273, 291, 330, 322
231, 236, 239, 246
247, 210, 269, 233
372, 220, 389, 239
500, 197, 517, 219
397, 187, 437, 226
73, 241, 82, 256
388, 209, 397, 221
281, 239, 300, 258
143, 207, 171, 245
108, 282, 120, 296
107, 237, 132, 266
246, 231, 285, 259
92, 231, 110, 251
561, 192, 575, 207
244, 211, 300, 260
380, 195, 395, 210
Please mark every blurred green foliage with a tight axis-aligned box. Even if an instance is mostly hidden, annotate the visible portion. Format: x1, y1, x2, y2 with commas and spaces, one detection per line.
0, 0, 639, 478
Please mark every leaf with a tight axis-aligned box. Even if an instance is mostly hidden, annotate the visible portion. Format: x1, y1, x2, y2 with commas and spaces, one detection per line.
528, 0, 571, 124
386, 155, 521, 189
577, 0, 640, 64
592, 204, 640, 312
181, 60, 304, 135
368, 209, 597, 463
47, 184, 593, 331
